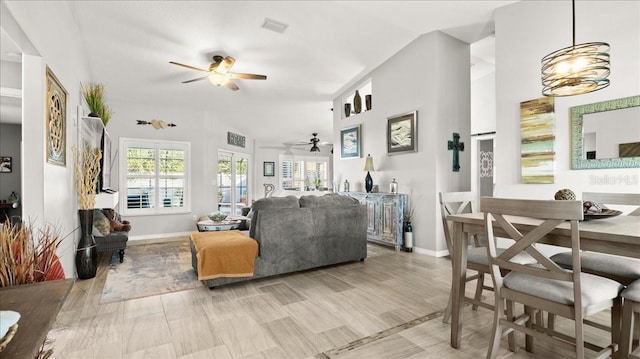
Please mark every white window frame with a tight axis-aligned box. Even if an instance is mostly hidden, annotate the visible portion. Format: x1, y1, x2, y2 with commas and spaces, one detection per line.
217, 150, 251, 215
119, 137, 191, 216
279, 154, 330, 191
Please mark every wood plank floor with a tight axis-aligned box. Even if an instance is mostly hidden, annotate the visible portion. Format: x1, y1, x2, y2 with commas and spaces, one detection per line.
47, 241, 612, 358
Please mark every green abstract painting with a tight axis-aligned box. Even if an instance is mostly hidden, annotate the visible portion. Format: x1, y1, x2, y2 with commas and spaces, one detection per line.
520, 97, 555, 184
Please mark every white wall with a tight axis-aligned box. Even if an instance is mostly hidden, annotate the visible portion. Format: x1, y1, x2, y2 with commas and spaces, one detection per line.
5, 1, 93, 278
105, 100, 256, 239
333, 31, 471, 255
494, 1, 640, 199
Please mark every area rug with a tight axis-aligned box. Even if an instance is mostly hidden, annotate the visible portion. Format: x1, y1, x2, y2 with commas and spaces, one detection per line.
101, 238, 202, 303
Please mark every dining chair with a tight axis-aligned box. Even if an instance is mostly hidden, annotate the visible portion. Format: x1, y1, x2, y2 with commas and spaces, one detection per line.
620, 279, 640, 359
550, 192, 640, 286
481, 197, 623, 359
440, 191, 493, 324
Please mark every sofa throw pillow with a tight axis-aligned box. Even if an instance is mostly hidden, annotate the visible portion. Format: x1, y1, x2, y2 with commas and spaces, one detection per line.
93, 209, 110, 237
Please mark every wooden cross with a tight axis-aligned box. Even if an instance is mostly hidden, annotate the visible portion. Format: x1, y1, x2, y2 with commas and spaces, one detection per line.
447, 132, 464, 172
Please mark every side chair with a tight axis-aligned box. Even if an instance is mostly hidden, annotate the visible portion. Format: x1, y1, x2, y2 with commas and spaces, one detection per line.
481, 197, 623, 359
550, 192, 640, 286
440, 191, 493, 324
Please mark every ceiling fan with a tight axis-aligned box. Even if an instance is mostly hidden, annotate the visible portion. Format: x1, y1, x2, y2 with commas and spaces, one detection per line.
292, 133, 328, 152
169, 55, 267, 91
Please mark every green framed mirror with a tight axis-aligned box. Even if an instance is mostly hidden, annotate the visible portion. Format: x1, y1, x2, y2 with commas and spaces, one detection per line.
571, 95, 640, 169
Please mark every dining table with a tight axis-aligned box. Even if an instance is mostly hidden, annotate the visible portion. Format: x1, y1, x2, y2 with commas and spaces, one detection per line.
447, 212, 640, 349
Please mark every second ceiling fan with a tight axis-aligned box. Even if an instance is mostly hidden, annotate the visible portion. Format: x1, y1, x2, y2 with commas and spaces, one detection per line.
169, 55, 267, 91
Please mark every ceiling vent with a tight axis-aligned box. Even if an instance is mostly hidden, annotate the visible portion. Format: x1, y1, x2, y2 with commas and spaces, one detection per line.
262, 18, 288, 34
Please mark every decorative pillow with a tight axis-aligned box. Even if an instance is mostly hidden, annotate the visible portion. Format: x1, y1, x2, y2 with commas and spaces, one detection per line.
93, 209, 110, 237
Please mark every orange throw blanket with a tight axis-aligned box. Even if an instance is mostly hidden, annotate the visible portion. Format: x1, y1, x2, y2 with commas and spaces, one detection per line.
190, 231, 258, 281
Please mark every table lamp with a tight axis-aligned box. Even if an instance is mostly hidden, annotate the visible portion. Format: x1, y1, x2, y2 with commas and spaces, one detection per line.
363, 154, 374, 193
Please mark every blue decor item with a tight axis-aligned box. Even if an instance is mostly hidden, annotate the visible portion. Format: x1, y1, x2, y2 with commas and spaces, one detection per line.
448, 132, 465, 172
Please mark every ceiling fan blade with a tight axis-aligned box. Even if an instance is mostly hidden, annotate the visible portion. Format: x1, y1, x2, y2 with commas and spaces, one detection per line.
169, 61, 208, 72
226, 80, 239, 91
218, 56, 236, 73
182, 76, 208, 84
229, 73, 267, 80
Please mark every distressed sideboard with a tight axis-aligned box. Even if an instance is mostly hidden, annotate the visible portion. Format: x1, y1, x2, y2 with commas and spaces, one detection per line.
340, 192, 407, 249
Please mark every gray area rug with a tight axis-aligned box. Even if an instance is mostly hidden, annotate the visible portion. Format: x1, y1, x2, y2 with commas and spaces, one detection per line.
101, 238, 201, 303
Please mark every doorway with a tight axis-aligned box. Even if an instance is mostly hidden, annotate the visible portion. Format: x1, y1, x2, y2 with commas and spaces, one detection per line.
217, 151, 251, 215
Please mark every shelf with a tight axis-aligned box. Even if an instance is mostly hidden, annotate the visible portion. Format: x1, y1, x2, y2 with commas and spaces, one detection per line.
95, 191, 118, 209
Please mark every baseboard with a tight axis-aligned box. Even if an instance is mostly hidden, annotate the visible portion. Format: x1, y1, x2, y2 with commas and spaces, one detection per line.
412, 246, 450, 258
128, 232, 191, 246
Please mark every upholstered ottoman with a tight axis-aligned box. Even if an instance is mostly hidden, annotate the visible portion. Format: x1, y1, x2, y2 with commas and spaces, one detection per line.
189, 231, 258, 284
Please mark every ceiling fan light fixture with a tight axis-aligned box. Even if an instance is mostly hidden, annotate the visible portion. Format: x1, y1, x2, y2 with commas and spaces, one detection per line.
208, 72, 229, 86
541, 0, 610, 97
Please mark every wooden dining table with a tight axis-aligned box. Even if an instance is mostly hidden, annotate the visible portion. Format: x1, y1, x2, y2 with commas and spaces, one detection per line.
447, 212, 640, 349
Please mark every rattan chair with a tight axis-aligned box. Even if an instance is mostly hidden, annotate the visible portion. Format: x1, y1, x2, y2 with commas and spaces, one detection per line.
482, 197, 623, 359
620, 279, 640, 359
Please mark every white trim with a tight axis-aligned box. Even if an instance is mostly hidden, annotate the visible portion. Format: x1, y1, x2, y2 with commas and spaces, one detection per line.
412, 246, 450, 258
128, 232, 191, 243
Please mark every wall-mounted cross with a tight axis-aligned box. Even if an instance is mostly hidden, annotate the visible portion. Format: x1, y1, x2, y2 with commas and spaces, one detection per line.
448, 132, 464, 172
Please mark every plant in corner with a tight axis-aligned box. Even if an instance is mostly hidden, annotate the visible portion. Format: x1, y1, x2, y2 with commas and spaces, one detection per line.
72, 145, 102, 279
82, 82, 113, 126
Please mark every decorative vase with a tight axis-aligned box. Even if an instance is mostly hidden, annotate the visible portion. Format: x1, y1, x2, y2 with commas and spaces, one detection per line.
365, 94, 372, 111
88, 112, 100, 118
404, 221, 413, 252
344, 103, 351, 118
353, 90, 362, 114
76, 209, 98, 279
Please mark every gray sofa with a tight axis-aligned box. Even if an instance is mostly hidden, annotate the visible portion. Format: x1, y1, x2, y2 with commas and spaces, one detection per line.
190, 193, 368, 288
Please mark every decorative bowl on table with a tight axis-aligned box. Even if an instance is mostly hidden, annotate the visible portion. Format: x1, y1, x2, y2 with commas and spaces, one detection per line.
208, 212, 227, 223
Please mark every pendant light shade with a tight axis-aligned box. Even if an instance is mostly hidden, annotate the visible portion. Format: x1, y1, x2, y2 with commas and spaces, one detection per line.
541, 0, 610, 97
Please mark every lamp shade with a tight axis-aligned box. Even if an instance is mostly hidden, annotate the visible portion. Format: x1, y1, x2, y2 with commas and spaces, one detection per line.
363, 154, 375, 172
208, 72, 229, 86
540, 0, 610, 97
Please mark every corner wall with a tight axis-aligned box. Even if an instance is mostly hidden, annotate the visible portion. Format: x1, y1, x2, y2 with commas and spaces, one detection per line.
494, 1, 640, 199
332, 31, 471, 255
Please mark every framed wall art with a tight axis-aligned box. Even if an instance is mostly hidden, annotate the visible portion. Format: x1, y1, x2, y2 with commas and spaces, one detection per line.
263, 161, 275, 176
340, 125, 361, 158
520, 97, 555, 183
387, 111, 417, 154
46, 66, 67, 167
0, 157, 12, 173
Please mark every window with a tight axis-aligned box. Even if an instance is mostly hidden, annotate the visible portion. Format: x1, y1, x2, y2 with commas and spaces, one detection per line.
280, 156, 329, 190
217, 151, 250, 215
120, 138, 190, 215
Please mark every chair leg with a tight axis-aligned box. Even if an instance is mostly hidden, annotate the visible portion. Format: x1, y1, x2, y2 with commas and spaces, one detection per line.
507, 300, 517, 352
119, 249, 125, 263
487, 295, 504, 359
548, 312, 556, 330
472, 272, 485, 311
619, 300, 634, 359
612, 297, 622, 347
525, 305, 535, 352
443, 293, 452, 324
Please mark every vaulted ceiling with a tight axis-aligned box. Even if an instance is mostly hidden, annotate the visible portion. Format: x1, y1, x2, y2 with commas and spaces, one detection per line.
1, 1, 515, 145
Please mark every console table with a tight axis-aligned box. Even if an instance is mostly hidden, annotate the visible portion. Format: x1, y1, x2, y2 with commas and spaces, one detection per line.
340, 192, 407, 249
0, 279, 74, 358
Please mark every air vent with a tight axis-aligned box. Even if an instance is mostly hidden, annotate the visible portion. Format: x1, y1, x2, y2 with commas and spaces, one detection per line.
262, 18, 288, 34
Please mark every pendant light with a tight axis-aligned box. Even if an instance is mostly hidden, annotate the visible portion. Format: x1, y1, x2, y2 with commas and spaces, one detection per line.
541, 0, 610, 97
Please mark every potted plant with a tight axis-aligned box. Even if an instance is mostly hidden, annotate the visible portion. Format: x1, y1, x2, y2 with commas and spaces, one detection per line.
72, 145, 102, 279
313, 178, 322, 190
83, 83, 113, 126
403, 196, 415, 252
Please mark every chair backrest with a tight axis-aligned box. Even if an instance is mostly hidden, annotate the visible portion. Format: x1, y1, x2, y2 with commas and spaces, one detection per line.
480, 197, 583, 304
582, 192, 640, 216
439, 191, 476, 254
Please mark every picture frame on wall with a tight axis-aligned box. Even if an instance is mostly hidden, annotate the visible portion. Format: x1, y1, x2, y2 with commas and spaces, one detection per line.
45, 66, 67, 167
263, 161, 275, 176
387, 111, 417, 154
340, 125, 361, 158
0, 157, 12, 173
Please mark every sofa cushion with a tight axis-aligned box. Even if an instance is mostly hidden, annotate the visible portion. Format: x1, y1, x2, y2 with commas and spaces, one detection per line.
93, 209, 110, 237
249, 196, 300, 238
299, 194, 359, 208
